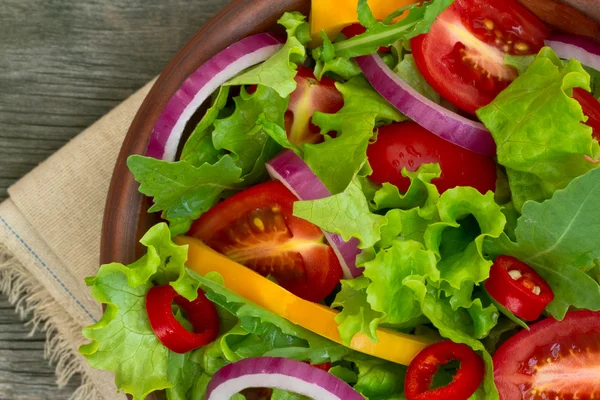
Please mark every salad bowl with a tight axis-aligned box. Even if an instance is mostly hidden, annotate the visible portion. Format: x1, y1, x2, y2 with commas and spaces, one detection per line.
96, 0, 600, 399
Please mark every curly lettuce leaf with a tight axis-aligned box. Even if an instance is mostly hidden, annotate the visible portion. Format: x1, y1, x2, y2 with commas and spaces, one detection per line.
332, 276, 384, 345
225, 12, 308, 97
425, 188, 506, 289
293, 178, 387, 248
347, 354, 408, 399
305, 76, 404, 193
394, 54, 441, 103
484, 168, 600, 319
127, 154, 243, 236
212, 85, 287, 182
477, 47, 600, 211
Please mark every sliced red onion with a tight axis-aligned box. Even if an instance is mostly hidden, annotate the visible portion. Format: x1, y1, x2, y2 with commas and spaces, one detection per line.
545, 34, 600, 72
266, 150, 362, 279
146, 33, 284, 161
356, 54, 497, 157
206, 357, 363, 400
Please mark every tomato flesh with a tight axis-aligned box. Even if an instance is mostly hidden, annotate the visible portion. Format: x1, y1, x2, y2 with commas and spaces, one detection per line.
411, 0, 550, 114
285, 66, 344, 145
367, 122, 497, 194
188, 181, 343, 303
494, 310, 600, 400
573, 87, 600, 142
485, 256, 554, 321
405, 340, 484, 400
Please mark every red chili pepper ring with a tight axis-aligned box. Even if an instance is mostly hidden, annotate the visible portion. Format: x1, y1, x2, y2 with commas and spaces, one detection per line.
145, 284, 220, 354
405, 340, 484, 400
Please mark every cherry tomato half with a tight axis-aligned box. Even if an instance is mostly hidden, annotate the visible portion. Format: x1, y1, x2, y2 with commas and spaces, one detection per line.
573, 87, 600, 142
145, 285, 220, 354
494, 310, 600, 400
411, 0, 550, 114
188, 181, 343, 303
285, 66, 344, 145
405, 340, 485, 400
367, 122, 497, 194
485, 256, 554, 321
341, 23, 392, 52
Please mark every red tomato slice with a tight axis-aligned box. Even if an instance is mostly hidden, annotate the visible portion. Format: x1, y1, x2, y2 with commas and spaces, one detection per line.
494, 310, 600, 400
367, 122, 497, 194
188, 181, 342, 303
411, 0, 550, 114
285, 66, 344, 145
573, 87, 600, 142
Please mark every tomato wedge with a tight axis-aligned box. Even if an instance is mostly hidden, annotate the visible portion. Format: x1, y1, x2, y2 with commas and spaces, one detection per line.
411, 0, 550, 114
485, 256, 554, 321
188, 181, 342, 303
574, 87, 600, 142
367, 122, 497, 194
285, 66, 344, 145
405, 340, 484, 400
494, 310, 600, 400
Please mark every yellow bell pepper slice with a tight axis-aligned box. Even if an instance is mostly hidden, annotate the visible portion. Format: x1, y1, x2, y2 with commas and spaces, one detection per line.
310, 0, 417, 41
174, 236, 432, 366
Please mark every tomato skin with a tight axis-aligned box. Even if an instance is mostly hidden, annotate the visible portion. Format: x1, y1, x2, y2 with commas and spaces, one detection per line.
405, 340, 484, 400
145, 285, 220, 354
485, 256, 554, 321
367, 122, 497, 194
188, 181, 343, 303
285, 66, 344, 145
411, 0, 550, 114
494, 310, 600, 400
341, 23, 392, 52
573, 87, 600, 142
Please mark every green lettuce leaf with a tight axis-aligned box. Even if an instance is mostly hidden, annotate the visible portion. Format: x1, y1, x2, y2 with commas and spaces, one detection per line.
477, 47, 600, 211
293, 178, 387, 248
180, 86, 230, 167
127, 154, 243, 236
212, 85, 287, 182
348, 354, 407, 399
484, 168, 600, 319
394, 54, 440, 103
305, 76, 404, 193
225, 12, 308, 97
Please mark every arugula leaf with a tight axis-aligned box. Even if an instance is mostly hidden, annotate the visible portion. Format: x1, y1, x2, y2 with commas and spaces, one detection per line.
180, 86, 230, 167
313, 32, 362, 81
321, 0, 454, 59
293, 178, 387, 248
484, 168, 600, 319
212, 85, 287, 181
425, 188, 506, 289
305, 76, 404, 193
225, 12, 308, 97
364, 240, 439, 327
477, 47, 600, 211
127, 155, 243, 234
332, 277, 383, 345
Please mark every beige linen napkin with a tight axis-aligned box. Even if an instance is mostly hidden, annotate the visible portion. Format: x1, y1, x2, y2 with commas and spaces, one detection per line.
0, 79, 155, 400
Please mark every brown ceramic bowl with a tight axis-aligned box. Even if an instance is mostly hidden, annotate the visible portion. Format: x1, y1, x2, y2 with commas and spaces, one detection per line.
100, 0, 600, 399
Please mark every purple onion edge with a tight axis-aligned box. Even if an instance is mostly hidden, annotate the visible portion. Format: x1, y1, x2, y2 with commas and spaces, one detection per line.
206, 357, 363, 399
546, 34, 600, 57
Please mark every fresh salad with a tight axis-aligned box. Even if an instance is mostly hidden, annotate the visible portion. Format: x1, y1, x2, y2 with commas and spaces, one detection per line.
80, 0, 600, 399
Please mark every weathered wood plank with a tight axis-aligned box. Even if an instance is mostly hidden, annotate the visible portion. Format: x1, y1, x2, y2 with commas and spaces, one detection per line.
0, 0, 227, 397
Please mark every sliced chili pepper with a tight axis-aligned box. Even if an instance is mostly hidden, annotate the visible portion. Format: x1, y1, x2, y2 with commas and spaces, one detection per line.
145, 284, 220, 354
341, 23, 392, 52
484, 255, 554, 321
405, 340, 484, 400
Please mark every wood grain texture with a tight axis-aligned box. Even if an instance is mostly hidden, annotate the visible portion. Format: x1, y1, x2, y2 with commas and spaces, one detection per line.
0, 0, 226, 397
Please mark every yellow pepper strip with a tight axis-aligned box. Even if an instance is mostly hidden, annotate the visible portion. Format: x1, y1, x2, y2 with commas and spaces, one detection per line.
310, 0, 417, 42
174, 236, 432, 366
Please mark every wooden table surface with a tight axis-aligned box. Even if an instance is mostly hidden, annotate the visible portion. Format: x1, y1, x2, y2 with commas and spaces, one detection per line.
0, 0, 226, 398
